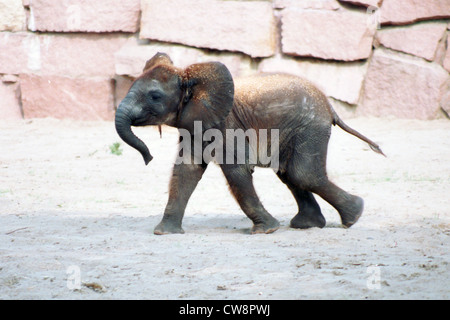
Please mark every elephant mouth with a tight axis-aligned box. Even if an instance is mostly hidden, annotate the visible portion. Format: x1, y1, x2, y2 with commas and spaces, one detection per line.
132, 118, 151, 126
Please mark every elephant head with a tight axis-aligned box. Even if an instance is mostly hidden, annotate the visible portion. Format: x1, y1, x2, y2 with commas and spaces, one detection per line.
115, 52, 235, 165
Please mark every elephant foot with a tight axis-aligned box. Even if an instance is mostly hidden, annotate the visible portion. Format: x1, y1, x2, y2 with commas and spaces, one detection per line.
290, 210, 326, 229
154, 219, 185, 235
251, 217, 280, 234
339, 196, 364, 228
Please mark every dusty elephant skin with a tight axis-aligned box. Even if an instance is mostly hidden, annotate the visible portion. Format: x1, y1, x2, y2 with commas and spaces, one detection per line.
115, 52, 384, 235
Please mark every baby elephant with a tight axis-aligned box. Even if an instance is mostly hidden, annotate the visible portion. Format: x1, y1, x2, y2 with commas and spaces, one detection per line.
115, 52, 384, 235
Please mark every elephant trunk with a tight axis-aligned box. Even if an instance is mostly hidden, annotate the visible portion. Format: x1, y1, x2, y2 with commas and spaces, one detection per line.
115, 103, 153, 165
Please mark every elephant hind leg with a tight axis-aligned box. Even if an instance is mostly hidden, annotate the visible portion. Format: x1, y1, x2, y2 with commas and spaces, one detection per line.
286, 165, 363, 228
285, 128, 364, 228
310, 181, 364, 228
277, 172, 326, 229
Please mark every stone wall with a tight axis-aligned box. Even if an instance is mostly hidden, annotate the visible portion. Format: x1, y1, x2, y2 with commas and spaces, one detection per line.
1, 0, 449, 121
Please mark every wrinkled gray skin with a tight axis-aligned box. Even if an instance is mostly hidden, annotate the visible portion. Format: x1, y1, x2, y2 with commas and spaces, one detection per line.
115, 52, 384, 235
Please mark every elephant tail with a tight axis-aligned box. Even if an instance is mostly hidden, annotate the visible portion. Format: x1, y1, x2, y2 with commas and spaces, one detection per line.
331, 110, 386, 157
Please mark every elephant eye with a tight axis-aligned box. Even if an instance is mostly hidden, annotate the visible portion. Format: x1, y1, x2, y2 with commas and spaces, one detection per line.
147, 90, 163, 101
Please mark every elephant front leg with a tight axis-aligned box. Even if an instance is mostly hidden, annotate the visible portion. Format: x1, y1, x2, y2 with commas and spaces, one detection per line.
154, 163, 206, 235
221, 165, 280, 234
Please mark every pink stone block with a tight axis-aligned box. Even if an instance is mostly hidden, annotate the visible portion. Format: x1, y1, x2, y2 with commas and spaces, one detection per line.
140, 0, 276, 58
360, 49, 449, 120
28, 0, 140, 32
281, 9, 376, 61
380, 0, 450, 25
20, 74, 115, 121
376, 22, 447, 61
0, 32, 128, 77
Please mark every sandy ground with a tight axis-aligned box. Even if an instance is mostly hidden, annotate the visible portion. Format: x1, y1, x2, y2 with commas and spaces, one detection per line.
0, 117, 449, 300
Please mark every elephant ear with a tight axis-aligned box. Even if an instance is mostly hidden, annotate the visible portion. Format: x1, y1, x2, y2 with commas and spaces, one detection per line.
178, 62, 234, 133
143, 52, 173, 73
